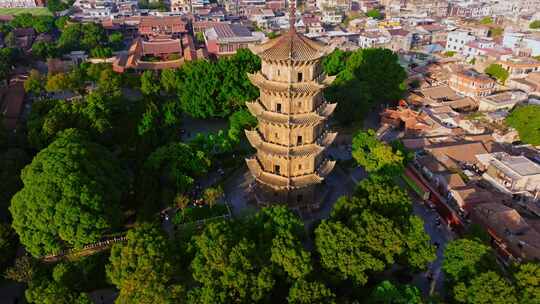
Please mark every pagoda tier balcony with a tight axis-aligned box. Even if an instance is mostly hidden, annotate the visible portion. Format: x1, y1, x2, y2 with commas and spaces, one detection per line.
245, 130, 337, 159
245, 156, 336, 190
247, 72, 336, 96
246, 99, 337, 127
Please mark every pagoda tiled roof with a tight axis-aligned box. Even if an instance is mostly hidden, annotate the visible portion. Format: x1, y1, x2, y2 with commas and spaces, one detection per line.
245, 130, 336, 158
248, 72, 335, 95
249, 29, 331, 62
245, 157, 336, 190
246, 100, 336, 126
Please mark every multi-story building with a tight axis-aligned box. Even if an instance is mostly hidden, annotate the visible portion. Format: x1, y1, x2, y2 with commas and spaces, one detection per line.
315, 0, 351, 11
477, 152, 540, 194
498, 57, 540, 79
138, 16, 188, 38
448, 69, 496, 98
448, 2, 492, 18
204, 23, 265, 56
445, 30, 476, 53
478, 91, 528, 111
0, 0, 38, 8
245, 26, 337, 210
358, 30, 391, 48
503, 32, 540, 57
387, 28, 412, 52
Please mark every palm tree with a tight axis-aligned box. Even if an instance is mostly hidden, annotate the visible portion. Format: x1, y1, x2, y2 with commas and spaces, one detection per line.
203, 186, 223, 209
174, 194, 190, 218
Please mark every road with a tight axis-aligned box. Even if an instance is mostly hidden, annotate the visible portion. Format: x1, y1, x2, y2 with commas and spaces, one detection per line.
412, 200, 456, 297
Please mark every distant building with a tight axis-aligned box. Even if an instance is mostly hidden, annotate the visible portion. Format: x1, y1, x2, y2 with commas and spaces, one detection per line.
448, 69, 496, 98
503, 32, 540, 57
138, 16, 188, 39
497, 57, 540, 79
448, 2, 491, 18
446, 30, 476, 53
0, 0, 38, 8
477, 152, 540, 194
478, 91, 528, 112
204, 23, 265, 57
472, 203, 540, 261
358, 30, 390, 48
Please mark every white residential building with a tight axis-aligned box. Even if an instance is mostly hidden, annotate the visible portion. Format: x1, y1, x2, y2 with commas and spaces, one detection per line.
503, 32, 540, 57
358, 30, 391, 48
446, 30, 476, 53
0, 0, 37, 8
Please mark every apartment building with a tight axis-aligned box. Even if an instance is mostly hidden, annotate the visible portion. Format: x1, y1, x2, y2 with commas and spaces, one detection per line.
448, 69, 496, 98
446, 30, 476, 53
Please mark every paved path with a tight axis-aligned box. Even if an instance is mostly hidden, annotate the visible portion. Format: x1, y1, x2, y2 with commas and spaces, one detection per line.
411, 200, 456, 297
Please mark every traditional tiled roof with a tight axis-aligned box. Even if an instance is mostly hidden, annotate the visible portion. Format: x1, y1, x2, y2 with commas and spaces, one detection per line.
249, 29, 331, 62
248, 72, 335, 94
245, 100, 336, 126
245, 130, 336, 158
245, 156, 335, 190
141, 39, 182, 55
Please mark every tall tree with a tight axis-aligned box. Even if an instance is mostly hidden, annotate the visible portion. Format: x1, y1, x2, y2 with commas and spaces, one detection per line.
442, 239, 496, 284
287, 280, 336, 304
10, 129, 126, 256
506, 105, 540, 146
513, 263, 540, 304
107, 223, 183, 303
352, 129, 404, 175
453, 271, 517, 304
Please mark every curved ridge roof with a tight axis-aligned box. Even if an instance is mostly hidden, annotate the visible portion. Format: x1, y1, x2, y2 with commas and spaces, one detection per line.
250, 29, 329, 62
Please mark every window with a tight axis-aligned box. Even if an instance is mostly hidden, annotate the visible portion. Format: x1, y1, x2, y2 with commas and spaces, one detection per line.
276, 103, 282, 112
275, 133, 279, 139
274, 165, 280, 174
298, 164, 302, 170
297, 136, 302, 145
277, 69, 280, 76
297, 72, 303, 82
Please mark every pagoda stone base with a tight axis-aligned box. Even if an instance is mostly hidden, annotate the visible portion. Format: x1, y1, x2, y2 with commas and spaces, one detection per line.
252, 182, 329, 212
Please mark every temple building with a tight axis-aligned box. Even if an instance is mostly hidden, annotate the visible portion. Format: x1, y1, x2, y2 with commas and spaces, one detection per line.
245, 20, 337, 211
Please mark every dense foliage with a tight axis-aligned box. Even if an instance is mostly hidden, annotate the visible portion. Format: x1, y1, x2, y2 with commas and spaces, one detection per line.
107, 223, 183, 303
505, 105, 540, 145
173, 49, 261, 118
484, 63, 509, 84
10, 129, 127, 256
352, 129, 405, 175
530, 20, 540, 29
323, 48, 407, 124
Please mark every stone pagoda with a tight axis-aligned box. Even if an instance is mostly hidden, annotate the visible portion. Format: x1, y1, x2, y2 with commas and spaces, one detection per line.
245, 10, 337, 210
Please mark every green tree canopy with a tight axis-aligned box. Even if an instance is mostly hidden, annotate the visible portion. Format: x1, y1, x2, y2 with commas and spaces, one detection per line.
25, 279, 92, 304
352, 129, 404, 175
485, 64, 509, 84
107, 223, 183, 303
228, 109, 257, 143
453, 271, 517, 304
366, 9, 382, 19
287, 280, 336, 304
189, 207, 312, 303
145, 142, 211, 193
370, 280, 423, 304
506, 105, 540, 145
324, 48, 406, 124
529, 20, 540, 29
10, 129, 127, 256
177, 48, 260, 118
442, 238, 496, 283
513, 263, 540, 304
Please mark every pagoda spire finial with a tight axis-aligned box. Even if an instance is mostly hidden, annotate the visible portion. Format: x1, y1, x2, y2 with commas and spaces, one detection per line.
289, 1, 296, 32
